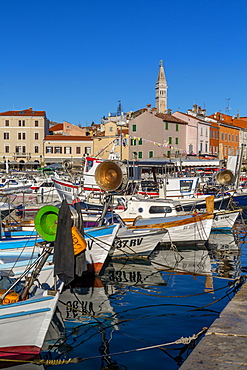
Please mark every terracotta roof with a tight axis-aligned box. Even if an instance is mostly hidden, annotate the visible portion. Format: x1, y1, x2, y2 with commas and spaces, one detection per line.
0, 108, 46, 117
44, 135, 93, 141
49, 123, 63, 131
155, 113, 187, 124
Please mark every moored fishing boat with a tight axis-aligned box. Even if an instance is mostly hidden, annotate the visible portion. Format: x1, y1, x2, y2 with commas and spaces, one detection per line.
0, 247, 63, 359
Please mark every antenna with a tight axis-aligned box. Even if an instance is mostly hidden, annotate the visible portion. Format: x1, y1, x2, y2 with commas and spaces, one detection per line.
225, 98, 231, 114
117, 100, 122, 116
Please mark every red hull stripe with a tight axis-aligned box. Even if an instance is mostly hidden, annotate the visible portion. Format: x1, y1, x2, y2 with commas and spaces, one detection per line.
0, 345, 40, 358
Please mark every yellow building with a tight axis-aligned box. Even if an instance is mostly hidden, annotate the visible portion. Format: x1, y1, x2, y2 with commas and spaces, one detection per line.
93, 121, 129, 160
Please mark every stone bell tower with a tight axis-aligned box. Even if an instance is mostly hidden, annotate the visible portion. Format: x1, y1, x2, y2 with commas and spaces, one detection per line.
155, 60, 168, 113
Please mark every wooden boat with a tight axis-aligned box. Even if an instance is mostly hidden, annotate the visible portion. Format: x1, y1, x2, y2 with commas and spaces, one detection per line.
129, 212, 213, 245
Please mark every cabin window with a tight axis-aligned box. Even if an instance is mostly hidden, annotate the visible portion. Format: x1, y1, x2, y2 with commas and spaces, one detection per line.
180, 180, 193, 193
149, 206, 172, 214
85, 159, 94, 172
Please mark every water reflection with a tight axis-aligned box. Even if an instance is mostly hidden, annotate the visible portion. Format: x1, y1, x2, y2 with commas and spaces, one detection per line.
40, 228, 244, 370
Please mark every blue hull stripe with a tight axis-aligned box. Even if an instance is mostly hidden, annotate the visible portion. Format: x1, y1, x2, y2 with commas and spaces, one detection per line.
0, 307, 51, 320
0, 295, 54, 310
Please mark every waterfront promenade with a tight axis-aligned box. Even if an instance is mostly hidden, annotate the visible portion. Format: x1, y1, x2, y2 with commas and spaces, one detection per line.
180, 279, 247, 369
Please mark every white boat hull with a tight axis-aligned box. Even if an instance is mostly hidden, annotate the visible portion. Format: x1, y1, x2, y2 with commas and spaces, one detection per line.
0, 289, 60, 358
111, 228, 167, 257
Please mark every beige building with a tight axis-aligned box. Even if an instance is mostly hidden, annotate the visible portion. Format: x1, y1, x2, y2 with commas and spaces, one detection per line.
0, 107, 49, 167
93, 120, 129, 160
44, 135, 93, 166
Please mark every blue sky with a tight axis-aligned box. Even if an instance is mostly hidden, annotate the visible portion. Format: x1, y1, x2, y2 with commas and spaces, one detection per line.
1, 0, 247, 125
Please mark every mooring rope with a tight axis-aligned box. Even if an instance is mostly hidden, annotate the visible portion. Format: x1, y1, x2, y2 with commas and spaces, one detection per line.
0, 327, 208, 366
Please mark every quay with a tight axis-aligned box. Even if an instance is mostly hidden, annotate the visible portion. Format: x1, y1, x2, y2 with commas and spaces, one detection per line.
180, 279, 247, 369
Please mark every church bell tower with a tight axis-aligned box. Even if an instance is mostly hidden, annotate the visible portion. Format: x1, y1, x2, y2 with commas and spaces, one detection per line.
155, 60, 168, 113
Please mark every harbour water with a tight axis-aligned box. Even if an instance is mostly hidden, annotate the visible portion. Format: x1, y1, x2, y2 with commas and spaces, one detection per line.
3, 220, 247, 370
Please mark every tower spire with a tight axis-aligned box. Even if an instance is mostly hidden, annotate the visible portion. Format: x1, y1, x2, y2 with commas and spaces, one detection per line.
155, 60, 168, 113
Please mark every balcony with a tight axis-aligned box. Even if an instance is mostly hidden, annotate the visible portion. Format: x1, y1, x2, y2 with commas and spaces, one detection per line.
14, 152, 31, 160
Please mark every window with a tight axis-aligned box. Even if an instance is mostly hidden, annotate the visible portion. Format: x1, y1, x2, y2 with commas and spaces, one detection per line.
76, 147, 81, 154
18, 133, 21, 140
35, 133, 39, 140
5, 120, 9, 126
210, 130, 213, 138
149, 206, 172, 214
85, 147, 91, 155
232, 134, 234, 141
168, 137, 172, 144
180, 180, 193, 193
46, 146, 53, 153
64, 147, 71, 154
205, 129, 208, 137
22, 133, 26, 140
175, 138, 178, 145
22, 146, 26, 153
228, 134, 230, 141
149, 151, 153, 158
35, 120, 39, 127
131, 139, 137, 146
19, 120, 21, 126
221, 133, 224, 140
138, 151, 143, 159
225, 133, 227, 140
167, 150, 171, 158
34, 146, 39, 153
200, 142, 203, 152
176, 124, 179, 132
4, 132, 9, 140
132, 124, 136, 132
205, 142, 208, 152
201, 127, 203, 136
138, 138, 142, 145
55, 147, 62, 154
216, 131, 219, 139
109, 126, 113, 132
236, 135, 238, 142
22, 120, 25, 126
165, 122, 169, 130
5, 146, 9, 153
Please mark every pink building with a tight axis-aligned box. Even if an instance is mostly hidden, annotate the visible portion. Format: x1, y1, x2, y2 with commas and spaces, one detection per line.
129, 109, 187, 159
